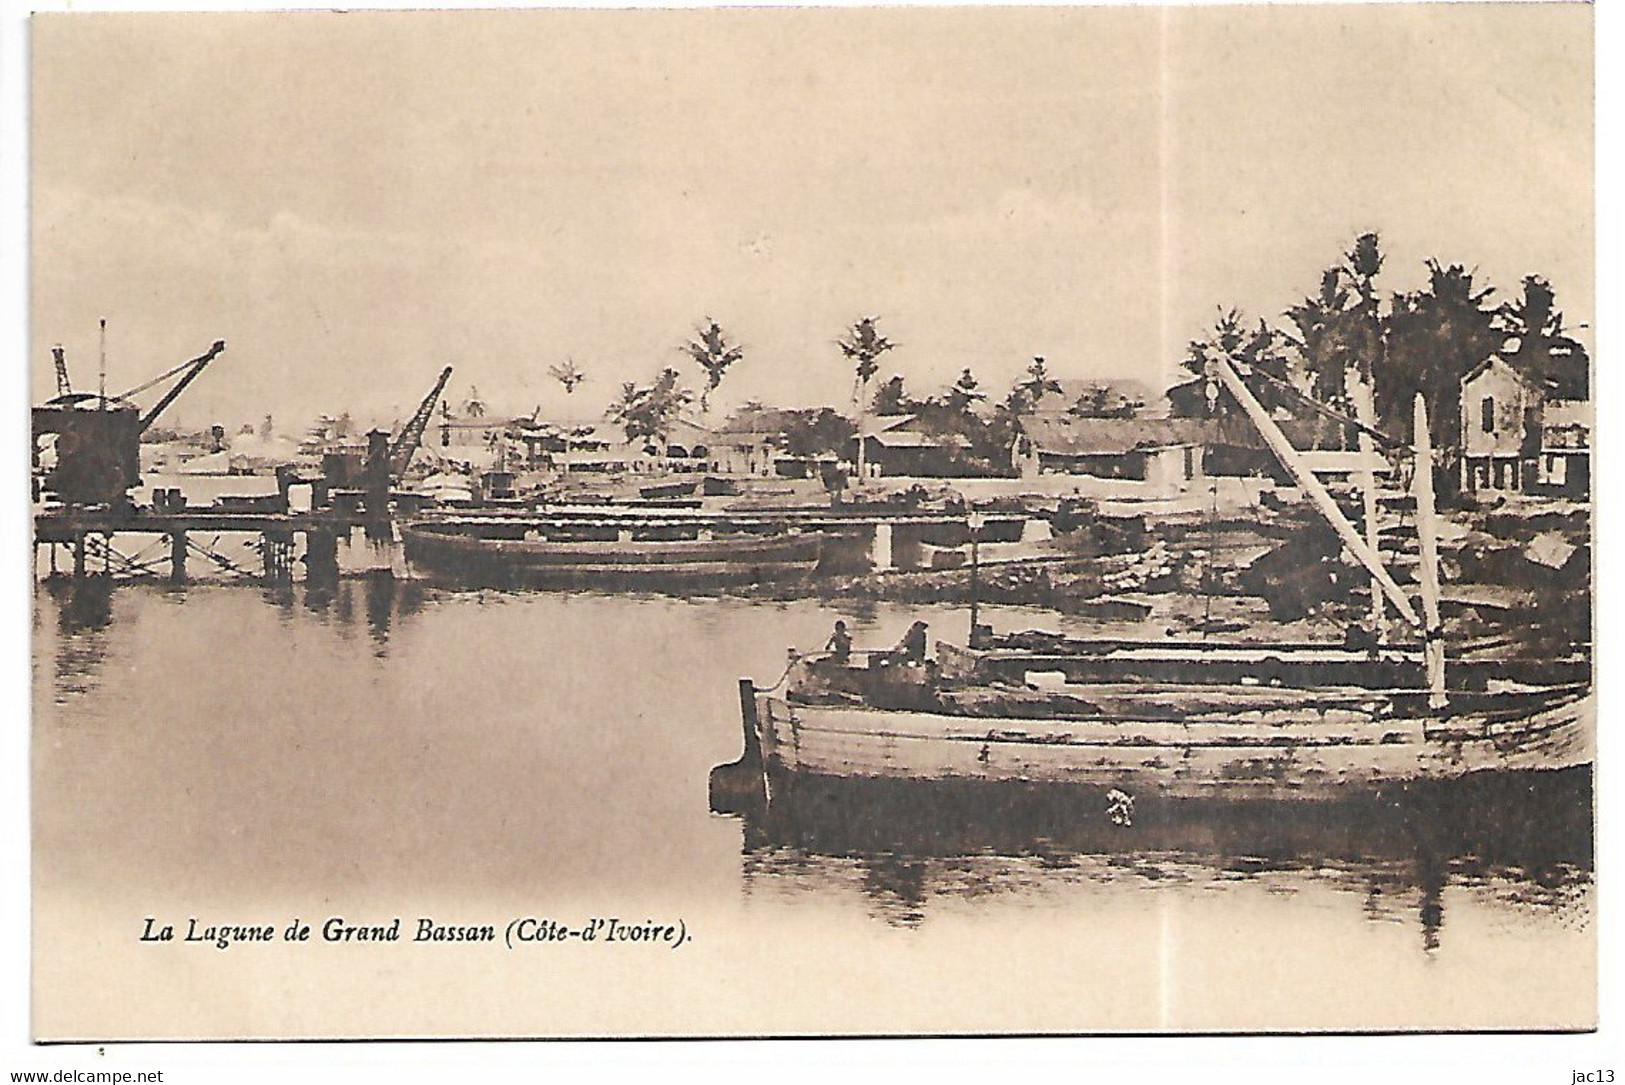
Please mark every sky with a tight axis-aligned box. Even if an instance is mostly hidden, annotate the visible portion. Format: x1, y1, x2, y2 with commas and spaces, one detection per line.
28, 4, 1593, 430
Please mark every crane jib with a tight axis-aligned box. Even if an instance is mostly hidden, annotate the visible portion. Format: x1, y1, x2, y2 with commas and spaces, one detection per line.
390, 366, 455, 477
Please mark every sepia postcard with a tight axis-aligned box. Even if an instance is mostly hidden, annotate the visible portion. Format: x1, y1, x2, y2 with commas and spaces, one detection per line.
27, 2, 1595, 1041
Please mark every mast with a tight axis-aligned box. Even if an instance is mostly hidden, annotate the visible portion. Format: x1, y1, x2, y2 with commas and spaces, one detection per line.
966, 508, 983, 647
1207, 356, 1421, 629
1412, 395, 1447, 707
98, 318, 107, 409
1349, 376, 1386, 643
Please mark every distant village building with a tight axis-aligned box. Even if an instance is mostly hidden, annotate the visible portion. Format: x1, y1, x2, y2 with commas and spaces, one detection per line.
514, 417, 715, 474
1163, 377, 1357, 480
711, 407, 801, 477
1459, 354, 1590, 498
849, 415, 972, 478
1013, 415, 1206, 494
438, 415, 509, 450
512, 420, 615, 470
655, 419, 715, 469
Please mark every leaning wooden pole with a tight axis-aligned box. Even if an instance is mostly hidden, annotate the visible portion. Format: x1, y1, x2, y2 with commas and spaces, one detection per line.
1208, 357, 1421, 628
1412, 394, 1448, 708
1349, 376, 1386, 643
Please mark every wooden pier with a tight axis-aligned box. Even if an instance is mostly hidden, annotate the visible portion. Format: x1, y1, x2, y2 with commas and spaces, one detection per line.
33, 507, 383, 586
33, 500, 1033, 585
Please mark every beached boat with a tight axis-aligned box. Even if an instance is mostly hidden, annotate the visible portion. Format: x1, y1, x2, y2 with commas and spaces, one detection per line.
401, 520, 823, 588
713, 359, 1593, 814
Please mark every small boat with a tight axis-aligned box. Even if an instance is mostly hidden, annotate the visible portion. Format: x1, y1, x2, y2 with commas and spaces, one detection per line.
638, 479, 699, 501
401, 520, 823, 588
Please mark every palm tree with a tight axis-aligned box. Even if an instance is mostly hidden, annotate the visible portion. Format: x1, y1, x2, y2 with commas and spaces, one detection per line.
1278, 234, 1384, 419
548, 359, 587, 471
1343, 232, 1385, 311
1497, 275, 1590, 399
549, 358, 587, 397
606, 368, 693, 453
837, 316, 897, 480
1006, 356, 1063, 415
1341, 233, 1388, 415
872, 374, 910, 415
1383, 260, 1500, 459
683, 319, 744, 414
1182, 308, 1295, 415
945, 368, 986, 416
1284, 268, 1358, 405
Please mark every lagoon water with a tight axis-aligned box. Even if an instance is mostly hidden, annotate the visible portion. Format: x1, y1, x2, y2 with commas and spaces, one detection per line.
32, 579, 1594, 1037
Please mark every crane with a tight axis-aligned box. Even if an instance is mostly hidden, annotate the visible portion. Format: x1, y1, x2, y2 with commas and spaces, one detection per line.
33, 337, 225, 507
51, 346, 71, 397
390, 366, 454, 478
129, 340, 227, 433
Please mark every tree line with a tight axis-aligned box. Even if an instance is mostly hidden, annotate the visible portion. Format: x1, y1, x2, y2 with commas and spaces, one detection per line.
1175, 233, 1589, 485
537, 233, 1587, 482
571, 315, 1140, 473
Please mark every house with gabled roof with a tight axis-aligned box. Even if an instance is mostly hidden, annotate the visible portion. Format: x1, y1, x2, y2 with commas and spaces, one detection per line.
848, 414, 977, 478
1460, 353, 1589, 498
1012, 414, 1207, 494
710, 405, 803, 476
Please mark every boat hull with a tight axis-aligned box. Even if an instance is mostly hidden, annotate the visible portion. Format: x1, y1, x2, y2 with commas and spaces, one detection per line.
751, 686, 1593, 804
402, 523, 822, 588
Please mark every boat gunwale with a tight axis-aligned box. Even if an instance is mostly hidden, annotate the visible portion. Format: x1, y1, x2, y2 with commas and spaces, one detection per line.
765, 684, 1590, 733
403, 522, 825, 563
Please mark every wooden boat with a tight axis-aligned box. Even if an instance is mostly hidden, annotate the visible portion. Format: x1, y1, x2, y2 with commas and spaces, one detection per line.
638, 479, 699, 501
713, 361, 1593, 814
401, 521, 822, 588
725, 645, 1591, 807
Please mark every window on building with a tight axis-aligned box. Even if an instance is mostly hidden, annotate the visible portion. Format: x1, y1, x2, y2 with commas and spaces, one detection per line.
1481, 396, 1495, 434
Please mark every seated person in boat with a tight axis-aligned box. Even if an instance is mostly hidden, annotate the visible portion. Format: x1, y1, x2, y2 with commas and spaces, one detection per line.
887, 621, 929, 666
824, 620, 852, 665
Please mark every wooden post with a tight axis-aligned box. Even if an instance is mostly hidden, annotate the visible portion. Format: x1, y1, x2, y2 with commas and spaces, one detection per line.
169, 531, 187, 583
1209, 356, 1421, 628
968, 532, 980, 645
871, 523, 893, 571
1349, 376, 1386, 643
305, 527, 340, 586
1413, 395, 1447, 708
737, 677, 764, 767
73, 533, 85, 579
855, 398, 868, 485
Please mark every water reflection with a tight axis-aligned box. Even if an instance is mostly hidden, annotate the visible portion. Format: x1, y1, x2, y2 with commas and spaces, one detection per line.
41, 575, 115, 704
729, 769, 1594, 947
44, 574, 114, 632
363, 570, 426, 651
38, 575, 434, 703
33, 584, 1595, 1031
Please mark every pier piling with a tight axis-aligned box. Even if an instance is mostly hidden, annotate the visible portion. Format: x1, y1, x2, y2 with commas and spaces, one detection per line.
305, 527, 340, 586
169, 531, 188, 584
